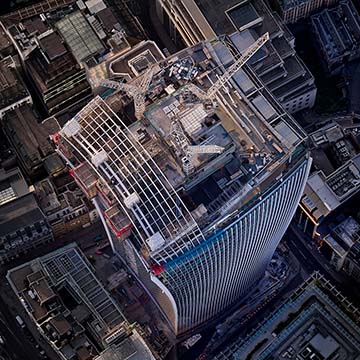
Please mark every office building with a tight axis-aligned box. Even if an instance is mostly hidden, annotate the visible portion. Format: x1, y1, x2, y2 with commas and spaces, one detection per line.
0, 167, 29, 206
87, 39, 165, 93
54, 37, 311, 335
34, 172, 98, 238
108, 40, 165, 81
0, 27, 15, 58
274, 0, 336, 24
25, 31, 92, 117
7, 243, 155, 360
322, 216, 360, 282
295, 120, 360, 239
1, 104, 55, 178
55, 11, 105, 65
0, 56, 32, 119
156, 0, 317, 114
0, 167, 54, 264
311, 1, 360, 74
216, 272, 360, 359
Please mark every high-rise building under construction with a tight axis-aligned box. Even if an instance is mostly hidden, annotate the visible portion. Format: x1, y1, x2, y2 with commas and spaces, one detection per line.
54, 37, 311, 335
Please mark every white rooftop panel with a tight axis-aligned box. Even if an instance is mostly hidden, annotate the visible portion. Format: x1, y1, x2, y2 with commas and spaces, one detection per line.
307, 172, 339, 211
85, 0, 106, 14
274, 121, 299, 146
232, 69, 255, 94
146, 232, 166, 252
62, 118, 81, 137
252, 95, 276, 120
91, 150, 108, 167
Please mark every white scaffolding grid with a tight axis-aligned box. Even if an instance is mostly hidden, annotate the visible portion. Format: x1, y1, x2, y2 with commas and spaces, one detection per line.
60, 97, 205, 263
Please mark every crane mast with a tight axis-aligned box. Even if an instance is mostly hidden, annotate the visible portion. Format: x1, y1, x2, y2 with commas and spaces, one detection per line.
185, 32, 270, 101
99, 66, 154, 120
206, 32, 269, 98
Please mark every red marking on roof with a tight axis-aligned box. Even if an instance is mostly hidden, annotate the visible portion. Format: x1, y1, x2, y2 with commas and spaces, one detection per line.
152, 264, 165, 275
52, 132, 60, 144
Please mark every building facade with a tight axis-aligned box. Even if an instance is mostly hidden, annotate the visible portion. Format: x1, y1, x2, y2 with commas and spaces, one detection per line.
0, 56, 32, 119
216, 272, 360, 359
7, 243, 155, 360
311, 1, 360, 74
277, 0, 337, 24
155, 0, 317, 114
295, 121, 360, 239
55, 38, 311, 335
0, 192, 54, 264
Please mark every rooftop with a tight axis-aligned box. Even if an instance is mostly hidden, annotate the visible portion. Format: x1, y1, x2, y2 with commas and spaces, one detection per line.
57, 36, 307, 263
2, 0, 128, 72
56, 11, 105, 64
2, 104, 54, 160
109, 40, 165, 80
186, 0, 315, 107
95, 329, 155, 360
311, 1, 360, 65
0, 167, 29, 206
300, 122, 360, 223
6, 244, 141, 359
0, 56, 29, 110
0, 27, 12, 53
323, 216, 360, 258
216, 272, 360, 359
39, 32, 67, 61
0, 193, 45, 238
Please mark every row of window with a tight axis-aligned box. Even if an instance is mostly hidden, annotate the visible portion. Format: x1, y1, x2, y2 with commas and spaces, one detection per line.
284, 92, 313, 112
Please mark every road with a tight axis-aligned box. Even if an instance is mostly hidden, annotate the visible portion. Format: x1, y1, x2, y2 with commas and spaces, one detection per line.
0, 291, 45, 360
285, 226, 359, 304
283, 230, 331, 276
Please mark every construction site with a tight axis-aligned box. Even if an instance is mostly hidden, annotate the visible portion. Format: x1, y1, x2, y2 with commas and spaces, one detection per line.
54, 29, 310, 336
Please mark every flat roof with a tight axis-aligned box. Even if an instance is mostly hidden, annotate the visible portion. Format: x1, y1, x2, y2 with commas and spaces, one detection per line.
0, 58, 28, 108
3, 104, 54, 160
0, 193, 45, 238
0, 167, 29, 206
109, 41, 164, 78
56, 11, 105, 63
216, 272, 360, 359
96, 329, 155, 360
39, 32, 67, 61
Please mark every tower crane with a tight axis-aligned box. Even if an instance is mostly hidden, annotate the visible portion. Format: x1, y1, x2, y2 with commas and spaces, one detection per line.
99, 66, 154, 120
171, 33, 269, 176
170, 119, 224, 176
185, 32, 270, 100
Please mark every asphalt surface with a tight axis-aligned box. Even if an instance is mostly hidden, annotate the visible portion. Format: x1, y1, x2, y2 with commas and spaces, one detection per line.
0, 292, 44, 360
285, 226, 359, 304
283, 230, 331, 276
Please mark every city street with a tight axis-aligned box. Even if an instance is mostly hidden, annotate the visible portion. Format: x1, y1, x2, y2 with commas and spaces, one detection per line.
285, 225, 359, 304
193, 225, 360, 359
0, 289, 49, 360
